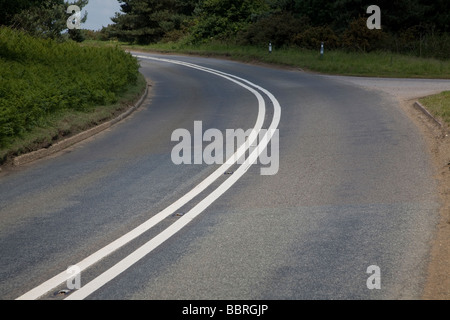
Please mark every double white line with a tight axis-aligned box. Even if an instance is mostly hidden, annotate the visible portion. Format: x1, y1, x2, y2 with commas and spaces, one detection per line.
16, 56, 281, 300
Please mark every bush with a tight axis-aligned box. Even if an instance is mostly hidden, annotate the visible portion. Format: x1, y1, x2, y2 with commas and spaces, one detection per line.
292, 26, 340, 50
0, 27, 140, 148
239, 12, 305, 47
68, 29, 86, 43
340, 17, 386, 52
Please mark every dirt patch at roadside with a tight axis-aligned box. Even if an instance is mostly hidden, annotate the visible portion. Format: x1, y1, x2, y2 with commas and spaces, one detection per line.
398, 98, 450, 300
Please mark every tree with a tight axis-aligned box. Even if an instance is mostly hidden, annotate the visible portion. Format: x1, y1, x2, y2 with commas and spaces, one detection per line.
4, 0, 88, 40
110, 0, 196, 44
0, 0, 42, 26
104, 0, 449, 53
190, 0, 269, 41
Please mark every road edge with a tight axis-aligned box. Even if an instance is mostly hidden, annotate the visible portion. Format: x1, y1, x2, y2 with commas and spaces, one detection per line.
12, 79, 151, 167
399, 98, 450, 300
413, 101, 444, 128
416, 101, 450, 300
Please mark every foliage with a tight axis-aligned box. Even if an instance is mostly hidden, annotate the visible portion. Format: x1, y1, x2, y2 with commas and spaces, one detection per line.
238, 12, 305, 47
0, 0, 42, 26
104, 0, 449, 59
189, 0, 269, 41
0, 27, 139, 148
340, 17, 386, 52
2, 0, 89, 41
108, 0, 197, 44
293, 26, 340, 50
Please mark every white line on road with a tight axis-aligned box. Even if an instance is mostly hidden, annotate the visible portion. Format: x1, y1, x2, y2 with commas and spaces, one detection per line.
16, 55, 280, 300
65, 57, 281, 300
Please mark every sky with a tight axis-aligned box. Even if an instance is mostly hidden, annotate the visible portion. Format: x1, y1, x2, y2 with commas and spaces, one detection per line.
81, 0, 122, 31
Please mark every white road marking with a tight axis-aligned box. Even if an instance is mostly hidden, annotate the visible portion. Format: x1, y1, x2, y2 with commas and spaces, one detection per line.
16, 56, 280, 300
65, 58, 281, 300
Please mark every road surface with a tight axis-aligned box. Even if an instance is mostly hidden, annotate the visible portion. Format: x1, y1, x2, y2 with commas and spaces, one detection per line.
0, 53, 447, 300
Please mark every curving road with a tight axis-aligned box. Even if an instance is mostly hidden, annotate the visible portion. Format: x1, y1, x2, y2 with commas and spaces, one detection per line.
0, 53, 447, 300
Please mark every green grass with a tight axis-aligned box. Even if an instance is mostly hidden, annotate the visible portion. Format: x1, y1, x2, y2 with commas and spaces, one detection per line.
0, 27, 145, 164
0, 73, 147, 164
84, 40, 450, 79
419, 91, 450, 126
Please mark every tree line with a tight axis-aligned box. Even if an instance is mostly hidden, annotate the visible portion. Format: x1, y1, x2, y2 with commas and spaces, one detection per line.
104, 0, 449, 59
1, 0, 449, 58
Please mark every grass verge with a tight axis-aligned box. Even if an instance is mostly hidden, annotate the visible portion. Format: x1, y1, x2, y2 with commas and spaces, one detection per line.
419, 91, 450, 126
0, 72, 147, 166
84, 40, 450, 79
0, 27, 147, 166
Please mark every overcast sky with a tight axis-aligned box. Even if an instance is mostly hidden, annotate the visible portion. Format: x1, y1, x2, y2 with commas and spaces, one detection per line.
82, 0, 122, 31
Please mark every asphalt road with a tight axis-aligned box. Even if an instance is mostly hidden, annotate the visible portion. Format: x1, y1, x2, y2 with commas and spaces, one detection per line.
0, 53, 446, 300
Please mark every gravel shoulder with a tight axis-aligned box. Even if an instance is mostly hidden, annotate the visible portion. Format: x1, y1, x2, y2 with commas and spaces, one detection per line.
322, 75, 450, 300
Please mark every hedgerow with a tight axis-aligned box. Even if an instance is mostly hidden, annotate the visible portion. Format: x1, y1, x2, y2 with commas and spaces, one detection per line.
0, 27, 139, 148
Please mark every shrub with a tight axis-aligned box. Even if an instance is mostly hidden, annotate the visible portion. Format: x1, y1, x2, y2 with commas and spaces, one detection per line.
341, 17, 386, 52
0, 27, 140, 148
292, 26, 340, 50
239, 12, 305, 47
